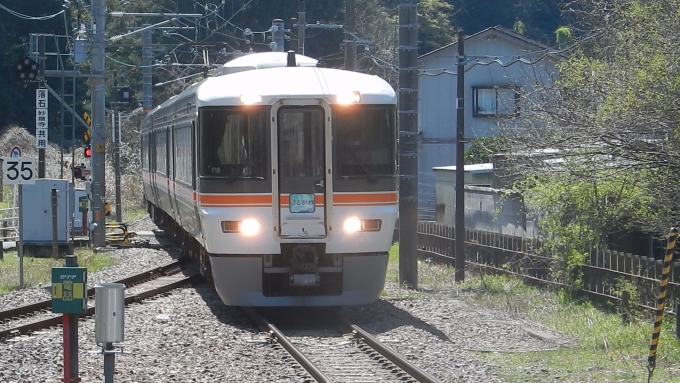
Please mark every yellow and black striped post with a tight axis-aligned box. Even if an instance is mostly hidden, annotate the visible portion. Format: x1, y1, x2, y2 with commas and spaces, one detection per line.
647, 227, 678, 379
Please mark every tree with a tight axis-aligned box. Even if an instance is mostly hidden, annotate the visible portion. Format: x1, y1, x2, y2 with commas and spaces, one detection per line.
555, 26, 571, 47
464, 135, 507, 164
0, 1, 69, 130
499, 0, 680, 257
450, 0, 562, 44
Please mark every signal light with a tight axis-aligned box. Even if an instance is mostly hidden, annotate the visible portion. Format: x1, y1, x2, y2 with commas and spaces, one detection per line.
14, 56, 39, 81
84, 146, 92, 158
72, 165, 86, 181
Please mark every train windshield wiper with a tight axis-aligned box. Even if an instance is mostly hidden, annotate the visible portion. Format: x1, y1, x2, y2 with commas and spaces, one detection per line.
342, 144, 377, 183
224, 149, 259, 183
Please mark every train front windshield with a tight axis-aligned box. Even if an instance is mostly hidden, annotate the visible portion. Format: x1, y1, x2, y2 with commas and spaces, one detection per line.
199, 107, 269, 179
332, 105, 397, 179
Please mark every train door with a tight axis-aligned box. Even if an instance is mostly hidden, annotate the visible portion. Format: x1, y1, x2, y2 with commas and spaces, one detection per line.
272, 102, 332, 239
150, 126, 161, 208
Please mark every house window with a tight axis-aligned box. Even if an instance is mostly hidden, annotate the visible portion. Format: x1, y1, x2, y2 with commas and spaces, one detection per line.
473, 86, 519, 117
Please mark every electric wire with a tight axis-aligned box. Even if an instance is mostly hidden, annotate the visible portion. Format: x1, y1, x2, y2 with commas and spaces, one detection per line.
0, 3, 65, 20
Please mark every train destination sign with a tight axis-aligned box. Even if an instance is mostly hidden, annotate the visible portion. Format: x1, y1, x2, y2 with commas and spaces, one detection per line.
289, 193, 315, 213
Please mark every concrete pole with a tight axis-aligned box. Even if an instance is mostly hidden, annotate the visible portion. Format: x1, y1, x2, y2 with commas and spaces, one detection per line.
344, 0, 356, 71
90, 0, 106, 247
455, 30, 466, 282
298, 0, 306, 54
398, 1, 418, 289
114, 111, 122, 222
142, 25, 153, 113
272, 19, 285, 52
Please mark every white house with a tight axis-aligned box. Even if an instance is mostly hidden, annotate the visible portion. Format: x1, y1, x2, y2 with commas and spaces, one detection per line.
417, 26, 558, 219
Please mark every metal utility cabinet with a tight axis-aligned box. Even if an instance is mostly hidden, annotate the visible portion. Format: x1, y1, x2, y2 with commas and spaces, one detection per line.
20, 178, 73, 245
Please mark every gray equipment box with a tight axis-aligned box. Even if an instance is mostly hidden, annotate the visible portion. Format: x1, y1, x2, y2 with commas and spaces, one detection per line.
20, 178, 73, 245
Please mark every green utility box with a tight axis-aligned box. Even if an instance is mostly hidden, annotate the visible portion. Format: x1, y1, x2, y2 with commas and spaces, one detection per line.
51, 267, 88, 314
78, 195, 88, 213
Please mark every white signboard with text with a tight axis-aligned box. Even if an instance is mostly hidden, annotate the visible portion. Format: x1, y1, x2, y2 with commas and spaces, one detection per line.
36, 88, 48, 149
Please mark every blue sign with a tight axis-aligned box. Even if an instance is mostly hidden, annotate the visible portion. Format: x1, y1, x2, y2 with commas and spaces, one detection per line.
10, 146, 21, 158
289, 194, 315, 213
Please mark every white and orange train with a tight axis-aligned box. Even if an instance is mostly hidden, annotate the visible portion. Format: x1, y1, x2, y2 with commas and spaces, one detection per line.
141, 51, 398, 306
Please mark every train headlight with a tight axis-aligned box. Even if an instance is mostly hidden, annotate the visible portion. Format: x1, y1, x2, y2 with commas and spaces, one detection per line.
240, 94, 262, 105
361, 219, 382, 232
336, 91, 361, 104
343, 217, 382, 233
343, 217, 362, 233
240, 218, 261, 236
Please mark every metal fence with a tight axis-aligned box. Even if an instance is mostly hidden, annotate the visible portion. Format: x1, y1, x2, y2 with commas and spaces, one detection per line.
417, 221, 680, 315
0, 207, 19, 242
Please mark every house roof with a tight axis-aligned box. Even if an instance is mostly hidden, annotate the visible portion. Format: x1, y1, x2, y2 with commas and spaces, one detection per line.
433, 163, 494, 173
419, 25, 554, 60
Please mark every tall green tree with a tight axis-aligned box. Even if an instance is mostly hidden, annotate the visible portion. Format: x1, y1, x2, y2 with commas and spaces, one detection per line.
500, 0, 680, 255
0, 0, 68, 130
450, 0, 562, 44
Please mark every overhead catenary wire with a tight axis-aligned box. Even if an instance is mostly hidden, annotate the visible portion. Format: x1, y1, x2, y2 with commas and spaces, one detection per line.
0, 3, 65, 20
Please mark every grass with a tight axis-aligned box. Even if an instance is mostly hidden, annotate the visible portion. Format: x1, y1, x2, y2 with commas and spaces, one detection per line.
385, 244, 680, 382
0, 207, 146, 295
0, 248, 115, 294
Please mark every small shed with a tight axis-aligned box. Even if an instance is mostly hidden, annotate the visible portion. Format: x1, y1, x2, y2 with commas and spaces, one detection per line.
433, 163, 539, 237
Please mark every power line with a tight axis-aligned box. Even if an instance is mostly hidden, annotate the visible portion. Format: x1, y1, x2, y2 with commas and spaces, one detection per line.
0, 3, 65, 20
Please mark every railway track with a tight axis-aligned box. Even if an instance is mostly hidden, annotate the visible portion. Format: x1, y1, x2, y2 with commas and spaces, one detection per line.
243, 307, 441, 383
0, 260, 201, 340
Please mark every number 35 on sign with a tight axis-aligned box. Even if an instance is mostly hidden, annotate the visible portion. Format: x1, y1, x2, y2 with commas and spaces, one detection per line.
2, 157, 36, 185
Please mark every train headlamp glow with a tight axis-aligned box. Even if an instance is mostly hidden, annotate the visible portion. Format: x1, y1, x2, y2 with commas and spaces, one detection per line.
343, 217, 383, 233
222, 219, 261, 235
240, 218, 261, 236
240, 94, 262, 105
336, 91, 361, 104
343, 217, 362, 233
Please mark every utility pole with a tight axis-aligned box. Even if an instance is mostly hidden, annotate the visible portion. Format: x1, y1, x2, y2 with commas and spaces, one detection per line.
455, 29, 466, 281
90, 0, 106, 247
298, 0, 305, 54
294, 1, 342, 57
113, 71, 122, 223
344, 0, 355, 71
272, 19, 285, 52
142, 25, 153, 113
398, 1, 418, 289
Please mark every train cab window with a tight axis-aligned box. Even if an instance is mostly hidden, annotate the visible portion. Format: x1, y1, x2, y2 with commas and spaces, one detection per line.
278, 107, 324, 178
199, 107, 268, 179
333, 105, 396, 178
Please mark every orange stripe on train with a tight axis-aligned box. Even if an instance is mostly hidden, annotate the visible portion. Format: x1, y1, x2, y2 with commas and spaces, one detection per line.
334, 193, 398, 204
197, 193, 397, 207
199, 194, 272, 205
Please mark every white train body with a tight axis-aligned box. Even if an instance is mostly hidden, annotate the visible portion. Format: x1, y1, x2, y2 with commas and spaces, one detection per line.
141, 52, 397, 306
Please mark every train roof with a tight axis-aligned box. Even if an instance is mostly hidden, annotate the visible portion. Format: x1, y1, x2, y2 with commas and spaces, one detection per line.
147, 53, 396, 118
197, 66, 396, 106
215, 51, 319, 75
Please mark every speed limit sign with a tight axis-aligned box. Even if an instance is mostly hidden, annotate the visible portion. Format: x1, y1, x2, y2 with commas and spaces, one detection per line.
3, 157, 35, 184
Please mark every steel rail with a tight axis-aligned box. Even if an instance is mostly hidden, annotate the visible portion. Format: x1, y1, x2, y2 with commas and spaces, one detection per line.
0, 260, 183, 322
351, 324, 441, 383
240, 307, 333, 383
0, 271, 200, 339
267, 323, 333, 383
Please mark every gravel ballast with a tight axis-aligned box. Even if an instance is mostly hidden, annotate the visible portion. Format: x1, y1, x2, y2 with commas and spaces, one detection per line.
0, 217, 568, 382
